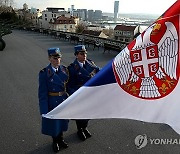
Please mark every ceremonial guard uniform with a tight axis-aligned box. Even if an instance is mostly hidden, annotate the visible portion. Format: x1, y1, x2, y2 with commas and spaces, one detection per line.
38, 47, 69, 152
67, 45, 100, 141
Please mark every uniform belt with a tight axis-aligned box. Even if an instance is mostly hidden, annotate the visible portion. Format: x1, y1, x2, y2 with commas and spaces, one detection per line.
48, 91, 65, 96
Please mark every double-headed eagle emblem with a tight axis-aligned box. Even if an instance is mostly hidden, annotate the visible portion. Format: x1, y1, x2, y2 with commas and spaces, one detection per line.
113, 20, 178, 99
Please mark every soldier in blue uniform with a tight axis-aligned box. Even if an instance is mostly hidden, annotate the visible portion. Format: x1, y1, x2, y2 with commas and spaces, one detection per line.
67, 45, 100, 141
38, 47, 69, 153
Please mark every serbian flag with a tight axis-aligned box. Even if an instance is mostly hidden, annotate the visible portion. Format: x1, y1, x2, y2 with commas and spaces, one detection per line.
44, 1, 180, 134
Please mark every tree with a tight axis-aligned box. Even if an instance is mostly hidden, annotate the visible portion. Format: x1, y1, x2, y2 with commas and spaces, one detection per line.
75, 23, 87, 33
0, 11, 18, 21
0, 0, 14, 7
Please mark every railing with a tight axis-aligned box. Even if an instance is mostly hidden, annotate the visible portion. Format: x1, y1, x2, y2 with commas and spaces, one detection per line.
19, 26, 127, 53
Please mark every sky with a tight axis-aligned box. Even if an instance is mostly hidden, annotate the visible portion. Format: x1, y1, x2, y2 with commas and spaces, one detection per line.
14, 0, 177, 15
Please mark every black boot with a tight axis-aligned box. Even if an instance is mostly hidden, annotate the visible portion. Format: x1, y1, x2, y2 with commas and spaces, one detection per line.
77, 128, 86, 141
58, 139, 68, 148
57, 133, 69, 148
52, 138, 60, 153
83, 128, 92, 138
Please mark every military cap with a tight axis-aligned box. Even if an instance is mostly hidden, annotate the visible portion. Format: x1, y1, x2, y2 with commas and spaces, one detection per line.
74, 45, 87, 55
48, 47, 62, 57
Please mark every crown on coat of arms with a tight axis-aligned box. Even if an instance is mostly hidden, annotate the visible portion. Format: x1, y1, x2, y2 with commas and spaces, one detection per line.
151, 23, 161, 35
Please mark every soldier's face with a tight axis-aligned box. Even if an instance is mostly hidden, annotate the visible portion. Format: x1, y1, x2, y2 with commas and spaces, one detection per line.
76, 52, 87, 63
49, 56, 61, 68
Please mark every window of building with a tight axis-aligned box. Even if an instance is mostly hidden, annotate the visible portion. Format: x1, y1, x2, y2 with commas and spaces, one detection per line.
127, 31, 131, 36
120, 38, 123, 41
45, 18, 47, 21
45, 14, 47, 17
123, 31, 131, 36
125, 38, 129, 42
70, 25, 72, 28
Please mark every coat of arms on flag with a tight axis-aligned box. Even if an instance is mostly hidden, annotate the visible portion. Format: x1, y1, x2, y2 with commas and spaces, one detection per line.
113, 15, 179, 99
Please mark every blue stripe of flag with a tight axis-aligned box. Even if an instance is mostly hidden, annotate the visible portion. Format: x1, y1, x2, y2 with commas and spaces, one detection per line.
84, 59, 116, 87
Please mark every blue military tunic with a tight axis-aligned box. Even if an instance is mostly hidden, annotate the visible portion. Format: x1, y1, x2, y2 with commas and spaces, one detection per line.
38, 64, 69, 137
67, 59, 100, 95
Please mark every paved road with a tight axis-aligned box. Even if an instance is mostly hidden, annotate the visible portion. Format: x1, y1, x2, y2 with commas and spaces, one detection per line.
0, 30, 180, 154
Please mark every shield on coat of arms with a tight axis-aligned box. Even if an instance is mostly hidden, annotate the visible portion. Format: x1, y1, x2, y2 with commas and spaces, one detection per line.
130, 45, 159, 78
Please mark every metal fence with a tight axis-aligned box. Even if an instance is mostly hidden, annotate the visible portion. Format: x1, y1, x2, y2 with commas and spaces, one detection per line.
19, 26, 127, 53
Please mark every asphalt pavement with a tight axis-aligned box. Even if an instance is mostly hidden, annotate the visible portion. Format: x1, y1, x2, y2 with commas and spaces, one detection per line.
0, 30, 180, 154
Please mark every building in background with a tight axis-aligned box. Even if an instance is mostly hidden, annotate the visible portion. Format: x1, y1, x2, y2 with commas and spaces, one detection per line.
49, 15, 79, 32
114, 1, 119, 22
114, 25, 141, 44
70, 5, 74, 15
87, 25, 105, 31
16, 3, 31, 22
30, 8, 42, 26
23, 3, 28, 11
94, 10, 102, 21
15, 3, 42, 26
40, 7, 69, 29
87, 9, 94, 22
82, 29, 108, 38
73, 9, 87, 21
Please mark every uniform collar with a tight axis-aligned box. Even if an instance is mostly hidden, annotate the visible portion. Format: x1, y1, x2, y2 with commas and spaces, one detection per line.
75, 59, 85, 68
78, 61, 84, 68
46, 64, 59, 76
51, 66, 58, 72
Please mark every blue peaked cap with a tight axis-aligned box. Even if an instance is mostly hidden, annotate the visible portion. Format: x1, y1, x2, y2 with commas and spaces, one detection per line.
74, 45, 87, 55
48, 47, 62, 57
